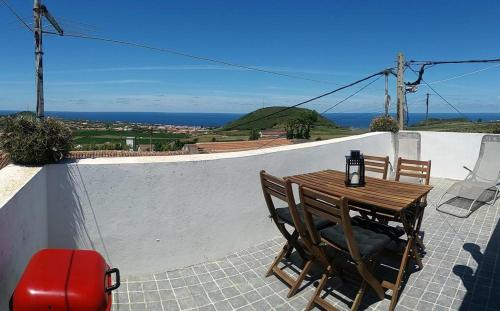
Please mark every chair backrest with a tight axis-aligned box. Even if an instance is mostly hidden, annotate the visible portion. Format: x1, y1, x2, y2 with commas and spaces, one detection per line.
395, 157, 431, 185
395, 132, 421, 161
260, 170, 288, 222
299, 186, 363, 262
364, 155, 389, 179
471, 135, 500, 182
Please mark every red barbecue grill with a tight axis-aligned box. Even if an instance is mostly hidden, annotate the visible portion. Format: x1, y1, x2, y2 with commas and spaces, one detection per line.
10, 249, 120, 311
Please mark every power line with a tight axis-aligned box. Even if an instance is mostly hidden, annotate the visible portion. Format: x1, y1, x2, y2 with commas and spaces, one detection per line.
407, 66, 469, 120
320, 74, 383, 114
43, 31, 343, 86
429, 63, 500, 85
0, 0, 32, 32
408, 58, 500, 65
227, 70, 386, 131
256, 74, 384, 150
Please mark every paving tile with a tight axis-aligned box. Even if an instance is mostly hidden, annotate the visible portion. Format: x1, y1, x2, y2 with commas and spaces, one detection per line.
145, 302, 163, 311
193, 293, 211, 308
129, 292, 145, 303
144, 290, 161, 302
161, 300, 180, 311
129, 303, 146, 311
156, 280, 171, 290
221, 286, 240, 299
142, 281, 158, 291
207, 289, 225, 302
173, 287, 191, 299
159, 289, 175, 301
213, 300, 233, 311
227, 295, 248, 308
177, 297, 196, 310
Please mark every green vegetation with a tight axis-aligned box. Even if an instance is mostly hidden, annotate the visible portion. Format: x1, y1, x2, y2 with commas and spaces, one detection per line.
73, 129, 189, 149
284, 110, 318, 139
248, 128, 260, 140
409, 118, 500, 133
369, 115, 399, 133
0, 114, 72, 165
223, 106, 337, 130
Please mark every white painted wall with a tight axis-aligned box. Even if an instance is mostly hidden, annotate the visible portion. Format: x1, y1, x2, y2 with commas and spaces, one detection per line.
0, 166, 47, 310
417, 131, 492, 179
45, 132, 394, 274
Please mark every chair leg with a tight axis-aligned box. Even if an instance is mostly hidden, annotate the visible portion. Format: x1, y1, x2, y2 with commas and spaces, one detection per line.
389, 237, 413, 311
351, 280, 367, 311
266, 243, 289, 277
410, 244, 423, 270
305, 270, 330, 311
287, 259, 313, 297
356, 262, 385, 300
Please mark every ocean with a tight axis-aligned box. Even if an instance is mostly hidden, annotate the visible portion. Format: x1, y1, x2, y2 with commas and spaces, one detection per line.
1, 111, 500, 128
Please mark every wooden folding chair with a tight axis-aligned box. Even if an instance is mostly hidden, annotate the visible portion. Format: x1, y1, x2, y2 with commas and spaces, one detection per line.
352, 155, 390, 222
364, 155, 390, 180
299, 186, 392, 311
395, 157, 431, 252
260, 171, 331, 297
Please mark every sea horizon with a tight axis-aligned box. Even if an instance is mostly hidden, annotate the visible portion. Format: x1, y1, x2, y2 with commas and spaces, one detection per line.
2, 110, 500, 128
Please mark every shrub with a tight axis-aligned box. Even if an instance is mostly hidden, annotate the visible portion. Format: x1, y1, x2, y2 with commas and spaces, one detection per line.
248, 128, 260, 140
369, 115, 399, 133
0, 115, 73, 165
492, 122, 500, 134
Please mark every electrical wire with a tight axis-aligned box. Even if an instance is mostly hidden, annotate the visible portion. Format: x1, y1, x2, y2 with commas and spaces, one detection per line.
407, 66, 469, 120
42, 31, 344, 85
320, 74, 383, 114
429, 63, 500, 85
0, 0, 32, 32
408, 58, 500, 65
254, 74, 384, 150
225, 70, 386, 131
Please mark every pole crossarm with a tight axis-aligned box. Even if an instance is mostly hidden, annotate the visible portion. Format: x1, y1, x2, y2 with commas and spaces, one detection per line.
41, 5, 64, 35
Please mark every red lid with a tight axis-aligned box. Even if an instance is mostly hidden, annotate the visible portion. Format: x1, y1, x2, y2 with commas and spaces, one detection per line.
12, 249, 112, 311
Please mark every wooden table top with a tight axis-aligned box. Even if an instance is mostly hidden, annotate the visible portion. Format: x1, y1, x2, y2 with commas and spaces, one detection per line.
285, 170, 433, 213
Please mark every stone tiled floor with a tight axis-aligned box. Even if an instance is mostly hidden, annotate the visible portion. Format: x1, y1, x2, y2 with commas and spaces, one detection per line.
112, 178, 500, 310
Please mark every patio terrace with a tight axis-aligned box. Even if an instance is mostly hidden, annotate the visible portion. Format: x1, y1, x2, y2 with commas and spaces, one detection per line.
110, 178, 500, 311
0, 131, 498, 310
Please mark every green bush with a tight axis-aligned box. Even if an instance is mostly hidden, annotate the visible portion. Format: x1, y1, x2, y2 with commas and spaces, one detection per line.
248, 128, 260, 140
0, 115, 73, 165
369, 115, 399, 133
492, 123, 500, 134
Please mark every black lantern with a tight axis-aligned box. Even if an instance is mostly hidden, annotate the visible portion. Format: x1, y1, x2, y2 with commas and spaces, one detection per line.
345, 150, 365, 187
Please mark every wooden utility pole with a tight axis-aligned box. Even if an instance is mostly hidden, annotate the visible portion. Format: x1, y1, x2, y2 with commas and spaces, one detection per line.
396, 52, 405, 129
34, 0, 44, 118
425, 93, 430, 121
33, 0, 63, 118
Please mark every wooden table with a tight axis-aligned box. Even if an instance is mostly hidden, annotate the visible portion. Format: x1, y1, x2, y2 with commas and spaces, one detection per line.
285, 169, 433, 310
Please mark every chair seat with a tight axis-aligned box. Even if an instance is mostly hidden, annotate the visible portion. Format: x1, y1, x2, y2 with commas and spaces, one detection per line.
351, 216, 406, 240
320, 223, 392, 258
276, 205, 332, 230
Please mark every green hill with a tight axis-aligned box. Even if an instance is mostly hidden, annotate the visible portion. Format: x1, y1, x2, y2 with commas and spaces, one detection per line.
223, 106, 338, 130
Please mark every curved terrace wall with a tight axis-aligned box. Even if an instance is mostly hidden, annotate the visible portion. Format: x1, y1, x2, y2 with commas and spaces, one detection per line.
45, 132, 393, 274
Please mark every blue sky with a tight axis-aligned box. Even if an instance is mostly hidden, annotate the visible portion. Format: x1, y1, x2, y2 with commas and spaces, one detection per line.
0, 0, 499, 113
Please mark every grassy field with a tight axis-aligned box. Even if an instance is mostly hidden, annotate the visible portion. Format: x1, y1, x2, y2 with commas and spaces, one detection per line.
408, 118, 500, 133
73, 129, 190, 147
